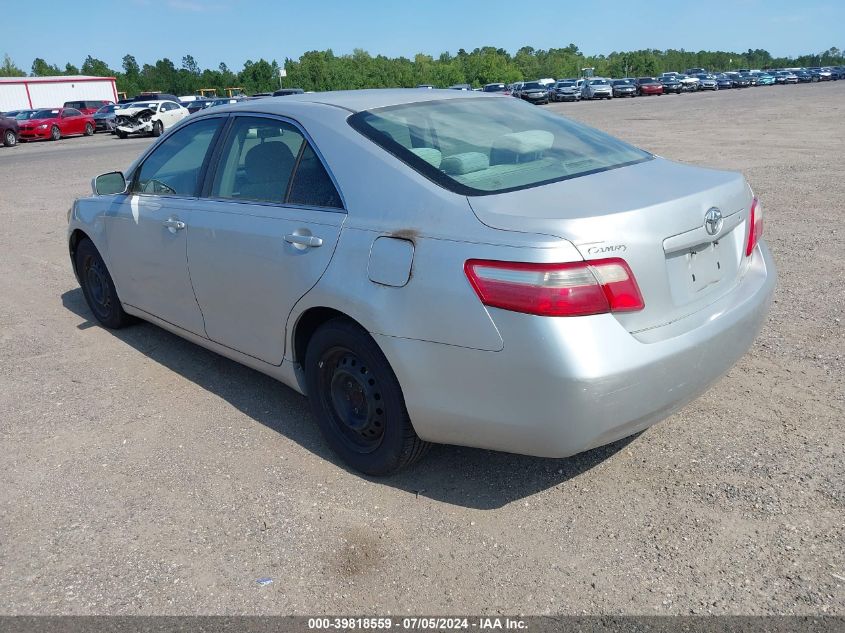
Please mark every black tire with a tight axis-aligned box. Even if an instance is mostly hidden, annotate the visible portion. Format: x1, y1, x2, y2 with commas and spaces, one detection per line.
152, 120, 163, 137
84, 123, 94, 136
3, 129, 16, 147
116, 130, 128, 139
305, 319, 430, 475
50, 125, 60, 141
74, 238, 132, 329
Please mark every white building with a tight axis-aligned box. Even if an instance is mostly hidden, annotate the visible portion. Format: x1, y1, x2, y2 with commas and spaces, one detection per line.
0, 76, 118, 112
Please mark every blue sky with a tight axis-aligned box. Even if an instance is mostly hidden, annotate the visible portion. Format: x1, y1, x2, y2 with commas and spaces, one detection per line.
5, 0, 843, 71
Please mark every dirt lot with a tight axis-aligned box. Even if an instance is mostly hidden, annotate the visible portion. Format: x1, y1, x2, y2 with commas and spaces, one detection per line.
0, 84, 843, 616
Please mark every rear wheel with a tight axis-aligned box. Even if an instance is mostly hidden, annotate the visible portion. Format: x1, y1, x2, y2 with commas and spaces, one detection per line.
50, 125, 60, 141
3, 129, 16, 147
84, 123, 94, 136
74, 238, 132, 329
305, 319, 430, 475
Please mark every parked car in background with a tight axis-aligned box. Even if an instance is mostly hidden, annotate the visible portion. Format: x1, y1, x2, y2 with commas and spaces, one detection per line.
775, 71, 798, 84
725, 72, 750, 88
18, 107, 94, 141
611, 79, 637, 97
448, 84, 472, 91
809, 67, 832, 81
756, 73, 776, 85
129, 92, 181, 103
482, 83, 509, 94
2, 109, 33, 119
115, 100, 189, 138
636, 77, 663, 96
715, 74, 733, 89
740, 73, 758, 87
93, 104, 119, 133
696, 74, 719, 90
273, 88, 305, 96
64, 100, 114, 115
792, 69, 812, 83
684, 67, 707, 75
185, 99, 214, 114
581, 78, 613, 100
0, 114, 19, 147
678, 74, 701, 91
518, 81, 551, 104
70, 90, 775, 474
659, 76, 683, 93
550, 80, 580, 101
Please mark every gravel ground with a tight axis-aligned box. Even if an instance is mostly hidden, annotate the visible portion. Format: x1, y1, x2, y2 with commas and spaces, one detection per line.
0, 83, 842, 616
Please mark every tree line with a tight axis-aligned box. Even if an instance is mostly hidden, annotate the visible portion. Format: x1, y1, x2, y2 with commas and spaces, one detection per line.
2, 45, 843, 96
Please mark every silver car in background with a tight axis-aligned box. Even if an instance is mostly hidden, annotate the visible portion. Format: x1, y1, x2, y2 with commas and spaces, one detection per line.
582, 78, 613, 100
68, 90, 775, 475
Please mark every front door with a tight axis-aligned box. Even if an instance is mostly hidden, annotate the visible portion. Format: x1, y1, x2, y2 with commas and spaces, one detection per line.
105, 116, 226, 336
186, 115, 346, 364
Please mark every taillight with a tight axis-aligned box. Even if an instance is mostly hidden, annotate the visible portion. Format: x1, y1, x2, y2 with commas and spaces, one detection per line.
745, 197, 763, 257
464, 258, 644, 317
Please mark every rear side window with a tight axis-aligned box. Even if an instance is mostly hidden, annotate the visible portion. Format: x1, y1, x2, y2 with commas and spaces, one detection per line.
210, 115, 342, 208
349, 97, 651, 196
134, 117, 223, 196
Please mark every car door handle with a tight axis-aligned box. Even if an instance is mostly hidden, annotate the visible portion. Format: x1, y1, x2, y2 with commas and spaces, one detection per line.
162, 218, 186, 231
284, 234, 323, 248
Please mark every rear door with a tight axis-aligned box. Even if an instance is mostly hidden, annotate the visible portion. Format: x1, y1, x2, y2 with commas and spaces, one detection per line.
186, 114, 345, 365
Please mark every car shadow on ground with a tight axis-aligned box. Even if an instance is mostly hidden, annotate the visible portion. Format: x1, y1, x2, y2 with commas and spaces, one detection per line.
62, 288, 635, 510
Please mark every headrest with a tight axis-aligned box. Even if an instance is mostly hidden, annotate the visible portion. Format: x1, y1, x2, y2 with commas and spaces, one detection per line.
492, 130, 554, 155
409, 147, 443, 168
244, 142, 295, 183
441, 152, 490, 175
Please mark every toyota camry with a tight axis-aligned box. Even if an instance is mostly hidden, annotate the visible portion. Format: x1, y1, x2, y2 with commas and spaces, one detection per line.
68, 90, 776, 475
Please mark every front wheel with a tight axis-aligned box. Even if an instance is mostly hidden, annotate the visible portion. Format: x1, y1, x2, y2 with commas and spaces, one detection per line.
74, 238, 133, 329
116, 130, 128, 139
152, 120, 163, 137
3, 129, 16, 147
305, 319, 431, 475
50, 125, 60, 141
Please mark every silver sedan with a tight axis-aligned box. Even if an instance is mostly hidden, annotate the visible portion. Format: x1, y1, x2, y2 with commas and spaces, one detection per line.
68, 90, 776, 475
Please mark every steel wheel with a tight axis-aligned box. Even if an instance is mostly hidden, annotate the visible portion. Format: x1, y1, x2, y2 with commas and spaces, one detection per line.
318, 347, 386, 453
74, 238, 132, 329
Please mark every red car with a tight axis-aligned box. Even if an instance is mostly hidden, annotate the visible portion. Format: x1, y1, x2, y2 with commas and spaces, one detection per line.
18, 107, 95, 141
63, 99, 114, 115
636, 77, 664, 95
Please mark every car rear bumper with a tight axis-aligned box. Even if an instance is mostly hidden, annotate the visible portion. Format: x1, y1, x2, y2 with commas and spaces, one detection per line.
376, 242, 776, 458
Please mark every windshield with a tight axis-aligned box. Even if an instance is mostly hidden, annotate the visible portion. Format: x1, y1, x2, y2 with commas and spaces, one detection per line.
31, 109, 60, 119
589, 79, 608, 85
129, 102, 158, 109
348, 97, 652, 196
64, 102, 85, 109
638, 78, 656, 84
523, 82, 544, 90
483, 84, 506, 92
556, 81, 575, 87
96, 105, 116, 114
612, 80, 632, 85
14, 111, 34, 120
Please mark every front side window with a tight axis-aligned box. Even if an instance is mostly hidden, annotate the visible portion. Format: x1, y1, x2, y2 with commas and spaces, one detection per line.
133, 117, 223, 196
349, 97, 651, 196
210, 116, 342, 208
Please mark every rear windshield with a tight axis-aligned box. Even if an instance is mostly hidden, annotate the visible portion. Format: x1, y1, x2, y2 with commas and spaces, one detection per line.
348, 97, 652, 196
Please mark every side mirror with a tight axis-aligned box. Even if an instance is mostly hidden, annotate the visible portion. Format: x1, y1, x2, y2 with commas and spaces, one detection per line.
93, 171, 127, 196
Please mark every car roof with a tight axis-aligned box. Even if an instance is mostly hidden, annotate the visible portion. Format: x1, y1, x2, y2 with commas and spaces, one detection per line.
219, 88, 495, 114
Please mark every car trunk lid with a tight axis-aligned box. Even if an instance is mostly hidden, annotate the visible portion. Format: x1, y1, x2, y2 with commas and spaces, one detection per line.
467, 157, 753, 334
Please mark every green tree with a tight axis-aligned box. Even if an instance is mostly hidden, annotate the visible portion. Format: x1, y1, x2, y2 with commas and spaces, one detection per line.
0, 53, 25, 77
31, 58, 61, 76
81, 55, 114, 77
